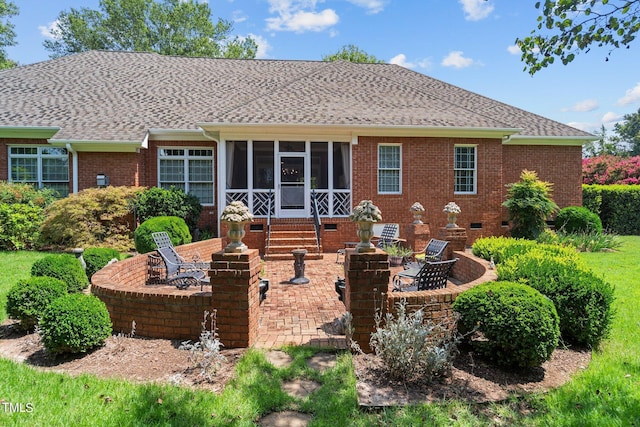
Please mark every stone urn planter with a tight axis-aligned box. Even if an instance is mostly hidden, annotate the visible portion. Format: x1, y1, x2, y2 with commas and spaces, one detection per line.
220, 201, 253, 253
350, 200, 382, 253
410, 202, 425, 225
443, 202, 461, 229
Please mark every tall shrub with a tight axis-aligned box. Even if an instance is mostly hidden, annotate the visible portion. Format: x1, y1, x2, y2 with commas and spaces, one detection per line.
0, 182, 56, 250
503, 170, 558, 240
39, 186, 142, 251
583, 185, 640, 235
132, 187, 202, 232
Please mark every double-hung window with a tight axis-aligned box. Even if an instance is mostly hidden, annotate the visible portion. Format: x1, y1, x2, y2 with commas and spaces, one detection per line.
8, 146, 69, 196
378, 144, 401, 194
159, 148, 214, 205
454, 145, 477, 194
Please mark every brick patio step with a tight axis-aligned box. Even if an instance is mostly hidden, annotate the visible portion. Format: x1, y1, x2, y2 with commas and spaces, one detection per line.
266, 228, 323, 260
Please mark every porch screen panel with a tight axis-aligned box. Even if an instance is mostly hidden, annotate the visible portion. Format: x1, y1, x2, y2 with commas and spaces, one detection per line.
332, 142, 350, 189
311, 142, 328, 189
253, 141, 274, 189
226, 141, 248, 189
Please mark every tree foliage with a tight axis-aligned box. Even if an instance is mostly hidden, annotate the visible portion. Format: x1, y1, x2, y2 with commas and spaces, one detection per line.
613, 107, 640, 155
322, 44, 385, 63
583, 154, 640, 184
0, 0, 18, 69
583, 125, 625, 157
44, 0, 257, 59
516, 0, 640, 74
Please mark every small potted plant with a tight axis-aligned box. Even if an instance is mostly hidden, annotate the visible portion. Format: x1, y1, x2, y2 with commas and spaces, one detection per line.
220, 201, 253, 253
349, 200, 382, 253
382, 244, 414, 266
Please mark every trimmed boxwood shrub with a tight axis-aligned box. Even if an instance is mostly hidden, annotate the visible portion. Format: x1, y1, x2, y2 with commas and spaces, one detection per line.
555, 206, 603, 234
31, 253, 89, 293
134, 216, 191, 254
6, 276, 67, 330
471, 236, 578, 265
39, 293, 112, 355
497, 249, 615, 347
453, 281, 560, 368
83, 247, 120, 280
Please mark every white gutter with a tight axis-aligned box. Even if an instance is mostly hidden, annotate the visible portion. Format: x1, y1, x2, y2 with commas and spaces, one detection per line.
0, 126, 60, 139
66, 143, 79, 194
504, 135, 599, 146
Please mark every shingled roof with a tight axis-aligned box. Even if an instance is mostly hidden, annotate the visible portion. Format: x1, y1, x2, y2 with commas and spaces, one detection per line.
0, 50, 593, 142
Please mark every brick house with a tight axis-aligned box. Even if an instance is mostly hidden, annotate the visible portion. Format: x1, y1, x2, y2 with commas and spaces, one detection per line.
0, 51, 595, 252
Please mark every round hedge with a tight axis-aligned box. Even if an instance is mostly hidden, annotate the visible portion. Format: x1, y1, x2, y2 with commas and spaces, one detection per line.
555, 206, 603, 234
497, 249, 615, 347
39, 293, 112, 355
83, 247, 120, 280
453, 281, 560, 368
6, 276, 67, 330
134, 216, 191, 254
31, 253, 89, 293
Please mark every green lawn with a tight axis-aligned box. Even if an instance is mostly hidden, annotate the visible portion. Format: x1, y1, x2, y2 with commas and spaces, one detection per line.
0, 239, 638, 426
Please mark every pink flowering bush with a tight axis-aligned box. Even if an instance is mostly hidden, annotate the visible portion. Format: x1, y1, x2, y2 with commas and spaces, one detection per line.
582, 155, 640, 185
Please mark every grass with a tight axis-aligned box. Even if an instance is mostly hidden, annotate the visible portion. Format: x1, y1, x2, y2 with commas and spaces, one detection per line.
0, 240, 639, 426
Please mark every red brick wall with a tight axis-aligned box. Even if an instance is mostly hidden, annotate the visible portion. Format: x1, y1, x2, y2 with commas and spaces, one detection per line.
77, 152, 141, 188
91, 238, 223, 340
353, 137, 505, 245
502, 145, 583, 210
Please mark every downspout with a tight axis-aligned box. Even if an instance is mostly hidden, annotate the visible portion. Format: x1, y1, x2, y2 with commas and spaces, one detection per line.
66, 143, 79, 194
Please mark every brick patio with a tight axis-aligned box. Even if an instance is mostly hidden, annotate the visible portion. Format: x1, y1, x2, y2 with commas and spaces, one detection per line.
255, 254, 350, 349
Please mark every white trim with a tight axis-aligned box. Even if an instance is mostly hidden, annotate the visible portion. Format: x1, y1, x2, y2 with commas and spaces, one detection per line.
0, 126, 60, 139
504, 135, 597, 146
49, 139, 144, 153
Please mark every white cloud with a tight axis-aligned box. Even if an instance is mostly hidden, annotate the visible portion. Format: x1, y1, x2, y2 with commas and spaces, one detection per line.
345, 0, 387, 14
617, 82, 640, 106
602, 112, 623, 124
567, 121, 599, 133
417, 58, 433, 69
441, 51, 475, 69
389, 53, 415, 69
563, 99, 599, 113
266, 0, 339, 32
507, 44, 521, 55
459, 0, 494, 21
232, 10, 248, 23
39, 20, 59, 39
247, 33, 271, 59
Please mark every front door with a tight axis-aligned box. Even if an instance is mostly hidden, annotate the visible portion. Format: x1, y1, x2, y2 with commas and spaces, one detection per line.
278, 154, 306, 217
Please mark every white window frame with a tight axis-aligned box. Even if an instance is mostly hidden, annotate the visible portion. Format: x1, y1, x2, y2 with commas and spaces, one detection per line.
8, 145, 69, 196
454, 145, 477, 195
377, 144, 402, 194
158, 147, 215, 206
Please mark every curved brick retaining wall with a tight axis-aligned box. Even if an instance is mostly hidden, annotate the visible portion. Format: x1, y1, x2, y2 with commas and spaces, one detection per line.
91, 239, 223, 340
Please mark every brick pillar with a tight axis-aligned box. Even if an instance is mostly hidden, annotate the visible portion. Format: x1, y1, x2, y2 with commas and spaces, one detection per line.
437, 227, 468, 260
404, 223, 431, 252
209, 249, 261, 348
345, 248, 390, 353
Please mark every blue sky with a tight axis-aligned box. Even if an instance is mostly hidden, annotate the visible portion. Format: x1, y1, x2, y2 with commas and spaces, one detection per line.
6, 0, 640, 135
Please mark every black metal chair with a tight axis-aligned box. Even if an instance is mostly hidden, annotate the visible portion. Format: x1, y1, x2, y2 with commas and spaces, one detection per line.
392, 258, 458, 292
371, 223, 400, 248
403, 238, 449, 270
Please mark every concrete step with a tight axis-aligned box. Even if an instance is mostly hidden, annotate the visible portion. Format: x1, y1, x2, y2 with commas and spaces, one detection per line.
264, 252, 324, 261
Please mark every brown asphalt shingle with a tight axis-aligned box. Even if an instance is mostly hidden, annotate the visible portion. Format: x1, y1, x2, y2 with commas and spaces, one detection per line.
0, 50, 593, 142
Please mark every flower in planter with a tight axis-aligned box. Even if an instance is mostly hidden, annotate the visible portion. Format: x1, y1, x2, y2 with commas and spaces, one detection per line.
349, 200, 382, 223
443, 202, 461, 214
220, 201, 253, 223
410, 202, 425, 213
